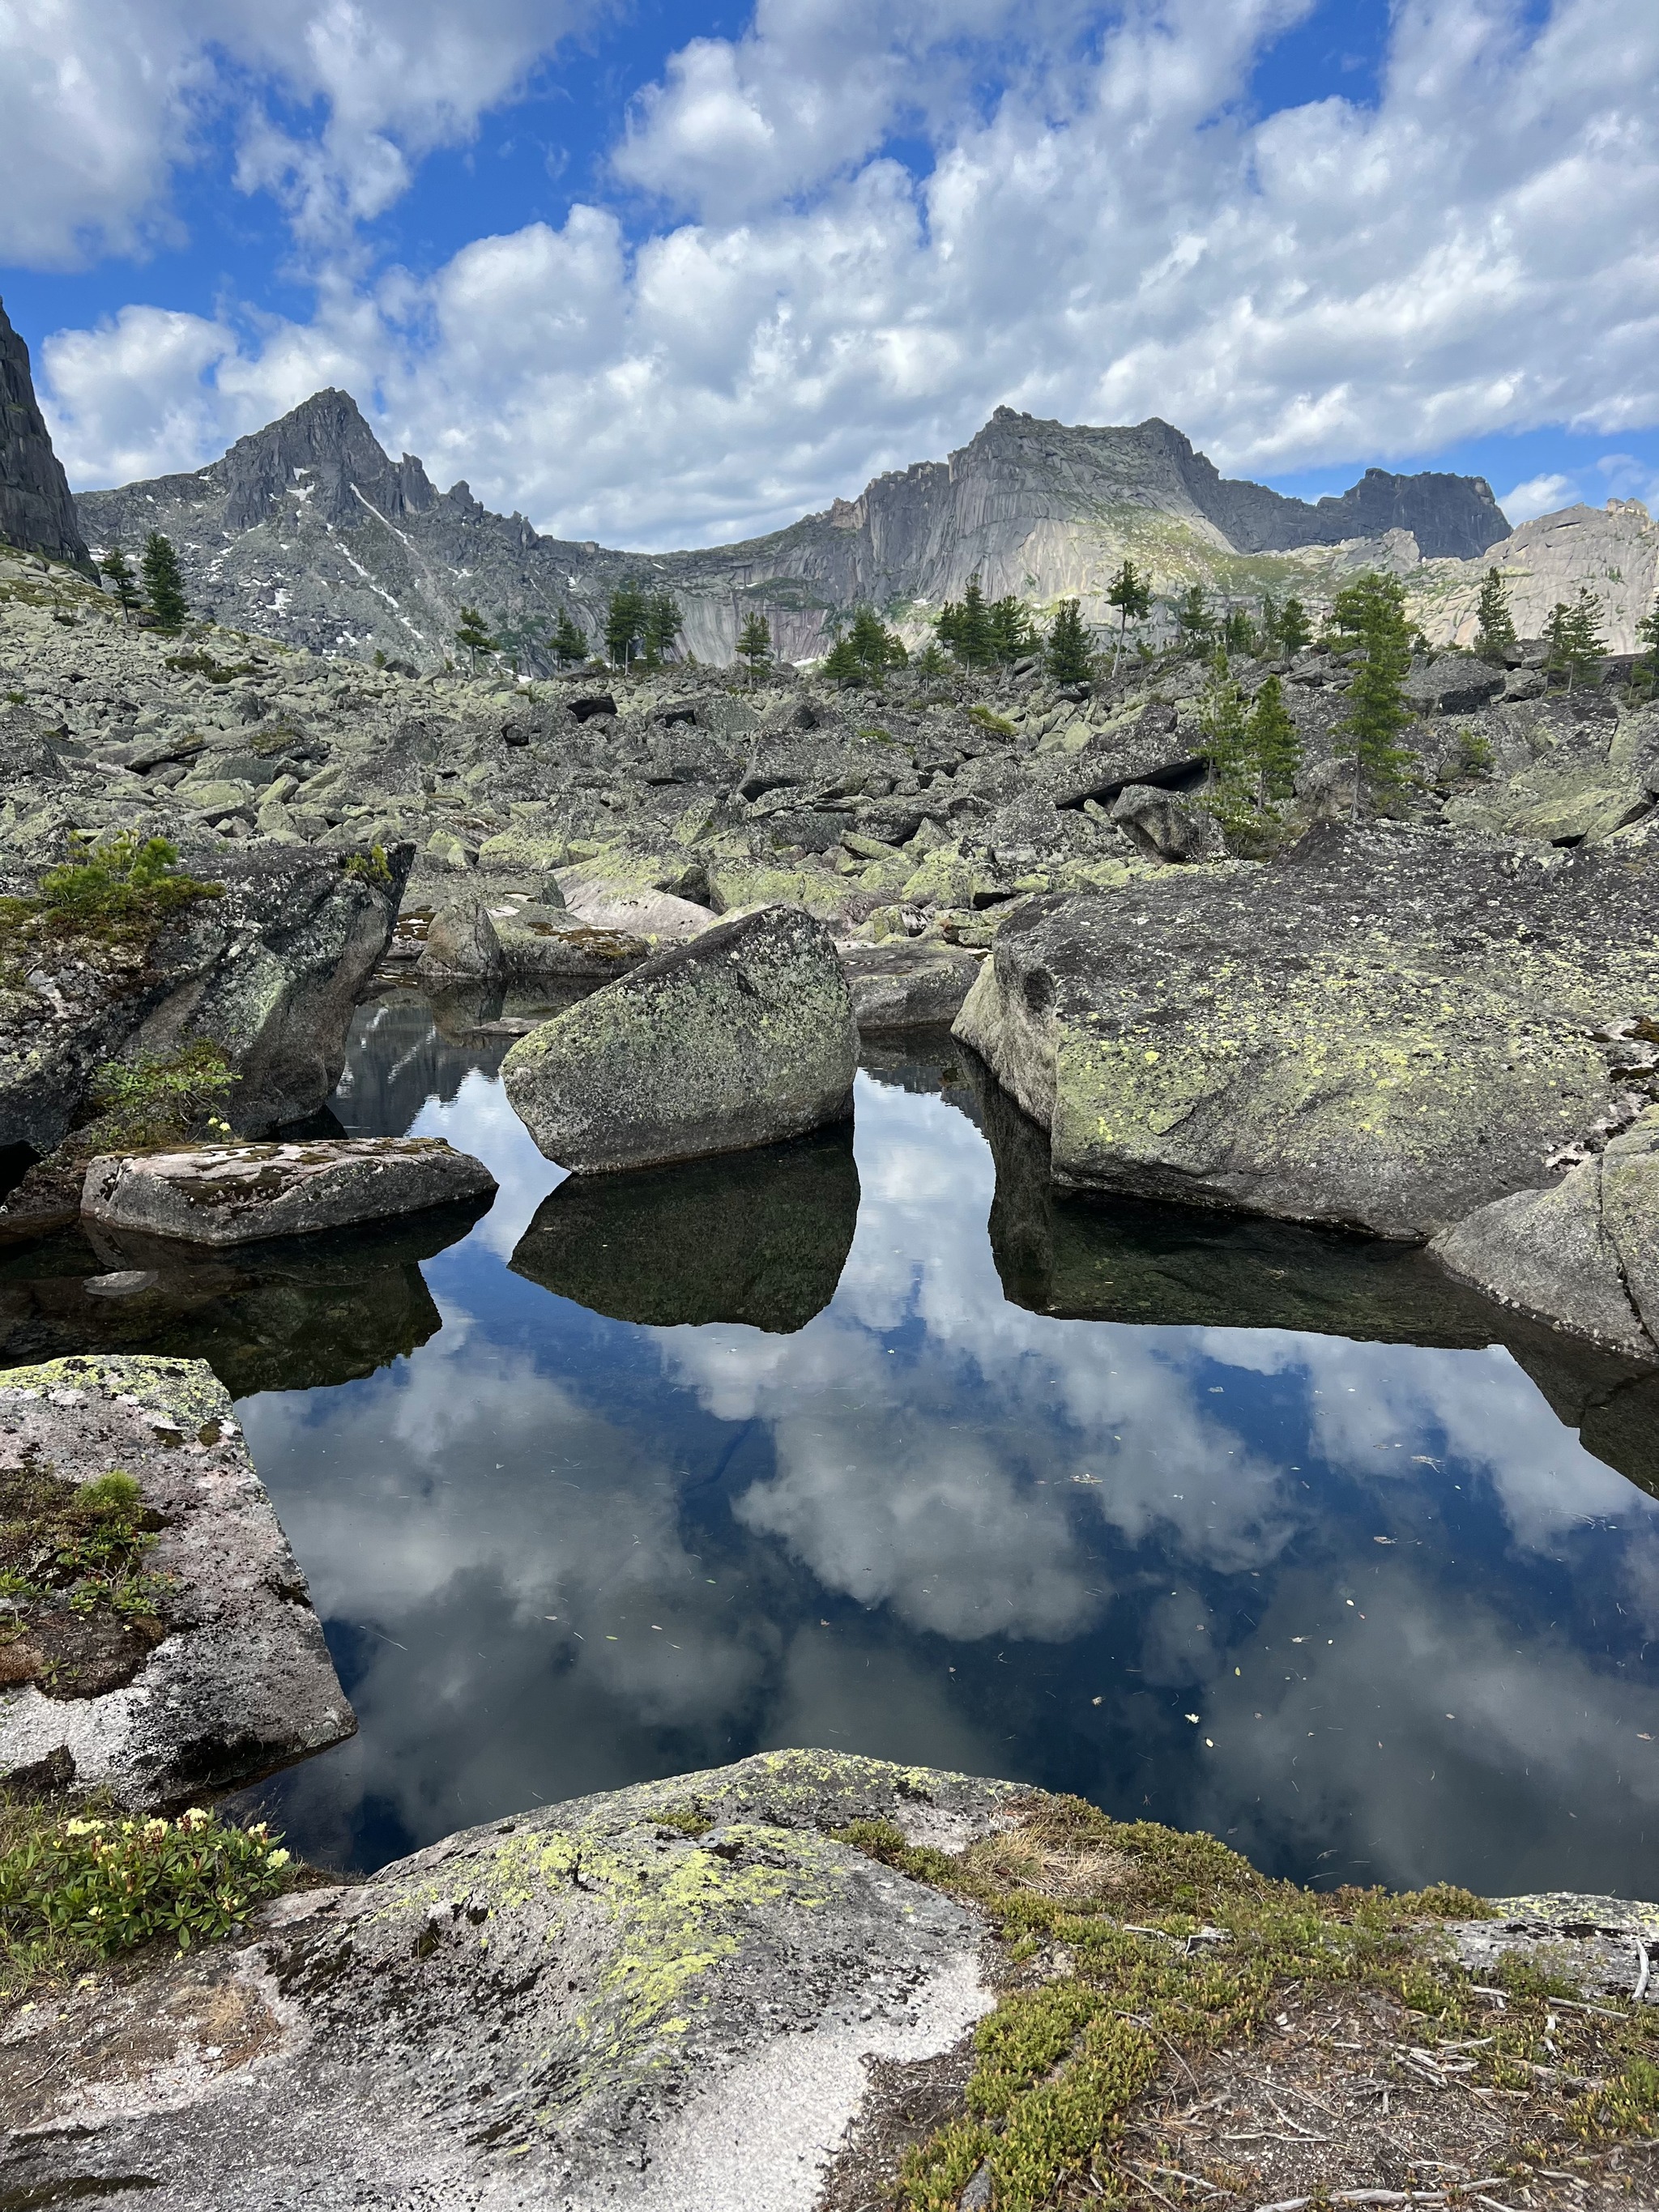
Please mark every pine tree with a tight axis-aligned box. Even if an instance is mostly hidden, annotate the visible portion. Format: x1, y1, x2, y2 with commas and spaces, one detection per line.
1197, 650, 1252, 829
1221, 605, 1256, 657
1472, 568, 1517, 663
1277, 597, 1312, 655
914, 639, 948, 678
1333, 572, 1416, 814
604, 583, 647, 668
1044, 598, 1093, 684
140, 532, 189, 633
454, 604, 495, 670
847, 605, 905, 682
1106, 558, 1153, 671
736, 610, 773, 682
1632, 600, 1659, 700
937, 575, 993, 667
643, 591, 683, 664
100, 544, 139, 624
551, 608, 589, 667
1173, 583, 1213, 653
821, 634, 859, 684
1560, 586, 1607, 693
1247, 674, 1302, 803
988, 595, 1038, 665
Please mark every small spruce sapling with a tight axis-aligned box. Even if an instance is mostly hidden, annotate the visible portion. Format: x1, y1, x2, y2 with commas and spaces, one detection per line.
736, 611, 773, 683
643, 591, 683, 665
1173, 583, 1213, 653
454, 605, 495, 670
1221, 606, 1256, 657
914, 640, 948, 679
1277, 597, 1312, 656
1247, 675, 1301, 806
1472, 568, 1518, 663
1106, 558, 1152, 672
1632, 600, 1659, 700
1197, 650, 1252, 831
1044, 598, 1093, 685
1333, 571, 1417, 816
100, 545, 139, 625
139, 533, 189, 633
987, 595, 1037, 665
551, 608, 588, 667
603, 583, 647, 668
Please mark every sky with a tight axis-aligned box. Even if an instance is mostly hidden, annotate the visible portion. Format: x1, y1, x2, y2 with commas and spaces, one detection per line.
2, 0, 1657, 552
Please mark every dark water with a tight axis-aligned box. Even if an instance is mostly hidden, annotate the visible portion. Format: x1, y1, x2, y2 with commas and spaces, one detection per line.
7, 987, 1659, 1899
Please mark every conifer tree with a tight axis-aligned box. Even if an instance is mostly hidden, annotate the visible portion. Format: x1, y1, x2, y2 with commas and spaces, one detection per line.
1173, 582, 1213, 653
1247, 674, 1301, 803
140, 532, 189, 633
1222, 605, 1256, 657
1632, 600, 1659, 701
1044, 598, 1093, 684
914, 640, 947, 678
1277, 597, 1312, 655
937, 575, 993, 667
604, 582, 647, 668
1106, 558, 1152, 671
736, 610, 773, 683
1197, 650, 1252, 829
100, 543, 139, 624
1472, 568, 1518, 663
643, 591, 684, 664
847, 606, 905, 682
988, 595, 1038, 665
551, 608, 589, 667
821, 633, 859, 684
1333, 571, 1416, 814
1559, 586, 1607, 693
454, 604, 495, 670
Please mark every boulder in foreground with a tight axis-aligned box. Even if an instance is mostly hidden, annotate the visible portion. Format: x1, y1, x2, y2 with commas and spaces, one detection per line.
82, 1136, 497, 1246
955, 824, 1659, 1239
0, 1353, 353, 1809
502, 905, 858, 1172
1431, 1110, 1659, 1358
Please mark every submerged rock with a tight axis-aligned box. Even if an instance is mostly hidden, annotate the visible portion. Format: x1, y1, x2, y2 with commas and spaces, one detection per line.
954, 824, 1659, 1240
511, 1123, 859, 1331
0, 1353, 352, 1809
0, 1750, 1004, 2211
1431, 1110, 1659, 1358
81, 1136, 496, 1247
840, 937, 983, 1030
502, 906, 858, 1173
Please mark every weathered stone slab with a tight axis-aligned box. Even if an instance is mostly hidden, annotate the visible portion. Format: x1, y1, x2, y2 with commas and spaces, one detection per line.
953, 823, 1659, 1239
0, 1353, 352, 1810
0, 1750, 1005, 2212
82, 1136, 496, 1247
840, 938, 983, 1030
503, 906, 858, 1174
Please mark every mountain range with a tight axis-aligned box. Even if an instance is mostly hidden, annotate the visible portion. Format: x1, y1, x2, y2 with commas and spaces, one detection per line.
2, 292, 1655, 667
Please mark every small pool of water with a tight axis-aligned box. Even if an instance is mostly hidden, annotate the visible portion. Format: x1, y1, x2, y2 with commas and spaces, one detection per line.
7, 987, 1659, 1896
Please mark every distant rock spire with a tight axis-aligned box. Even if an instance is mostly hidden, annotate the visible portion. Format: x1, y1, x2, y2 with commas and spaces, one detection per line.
0, 297, 92, 570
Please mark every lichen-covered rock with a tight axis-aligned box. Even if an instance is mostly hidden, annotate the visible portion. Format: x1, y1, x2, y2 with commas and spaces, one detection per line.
502, 906, 858, 1173
419, 894, 502, 977
81, 1136, 497, 1247
840, 938, 983, 1030
954, 823, 1659, 1239
1107, 783, 1226, 862
1431, 1111, 1659, 1357
0, 1750, 1005, 2211
0, 1353, 352, 1809
511, 1123, 858, 1330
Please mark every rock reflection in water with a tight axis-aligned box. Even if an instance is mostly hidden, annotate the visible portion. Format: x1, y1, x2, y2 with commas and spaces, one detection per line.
0, 1197, 489, 1396
510, 1125, 858, 1332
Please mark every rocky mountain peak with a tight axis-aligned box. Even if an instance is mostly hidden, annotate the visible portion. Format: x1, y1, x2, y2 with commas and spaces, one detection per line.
212, 387, 437, 534
0, 296, 92, 571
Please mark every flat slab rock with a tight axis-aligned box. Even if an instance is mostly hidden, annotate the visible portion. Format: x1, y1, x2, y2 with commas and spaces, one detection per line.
0, 1750, 1010, 2212
956, 821, 1659, 1239
839, 938, 983, 1031
0, 1353, 353, 1810
82, 1136, 497, 1247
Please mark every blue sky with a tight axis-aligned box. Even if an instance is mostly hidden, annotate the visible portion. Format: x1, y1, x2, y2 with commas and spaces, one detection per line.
3, 0, 1655, 548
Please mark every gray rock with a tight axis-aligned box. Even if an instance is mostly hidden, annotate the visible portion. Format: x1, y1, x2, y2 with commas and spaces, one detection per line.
511, 1123, 858, 1331
0, 297, 91, 569
1108, 782, 1226, 862
1403, 654, 1506, 714
0, 1750, 1006, 2212
81, 1136, 497, 1247
502, 906, 858, 1173
0, 1353, 353, 1809
953, 824, 1659, 1239
840, 938, 983, 1029
1431, 1111, 1659, 1357
420, 894, 502, 977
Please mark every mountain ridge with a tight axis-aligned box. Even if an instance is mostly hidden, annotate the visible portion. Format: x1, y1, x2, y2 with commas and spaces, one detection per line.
0, 298, 91, 573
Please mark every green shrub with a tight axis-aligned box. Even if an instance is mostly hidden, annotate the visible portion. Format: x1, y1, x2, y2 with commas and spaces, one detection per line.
83, 1041, 237, 1154
0, 833, 223, 961
968, 705, 1017, 739
0, 1463, 173, 1628
343, 844, 393, 887
0, 1805, 291, 1964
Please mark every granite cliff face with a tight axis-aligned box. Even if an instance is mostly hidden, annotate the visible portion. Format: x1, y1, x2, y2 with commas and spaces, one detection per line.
75, 391, 1510, 671
0, 298, 90, 571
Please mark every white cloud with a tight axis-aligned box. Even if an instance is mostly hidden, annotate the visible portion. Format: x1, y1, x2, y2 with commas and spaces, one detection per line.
1499, 470, 1577, 522
20, 0, 1659, 549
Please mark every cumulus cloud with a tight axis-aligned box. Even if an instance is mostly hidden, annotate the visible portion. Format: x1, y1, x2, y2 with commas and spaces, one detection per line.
21, 0, 1659, 548
1500, 471, 1577, 522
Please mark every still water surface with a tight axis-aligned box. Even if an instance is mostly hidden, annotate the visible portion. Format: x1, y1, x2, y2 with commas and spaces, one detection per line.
11, 990, 1659, 1894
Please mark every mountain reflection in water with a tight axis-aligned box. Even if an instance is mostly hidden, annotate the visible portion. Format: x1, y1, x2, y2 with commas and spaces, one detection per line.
15, 987, 1655, 1899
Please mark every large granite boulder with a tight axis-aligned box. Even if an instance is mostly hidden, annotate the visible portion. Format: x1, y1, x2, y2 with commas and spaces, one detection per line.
0, 1751, 1004, 2211
840, 938, 983, 1030
0, 1353, 352, 1809
511, 1124, 859, 1330
81, 1136, 496, 1247
0, 842, 412, 1154
1431, 1111, 1659, 1358
418, 893, 650, 983
953, 824, 1659, 1239
502, 906, 858, 1173
1107, 782, 1226, 862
